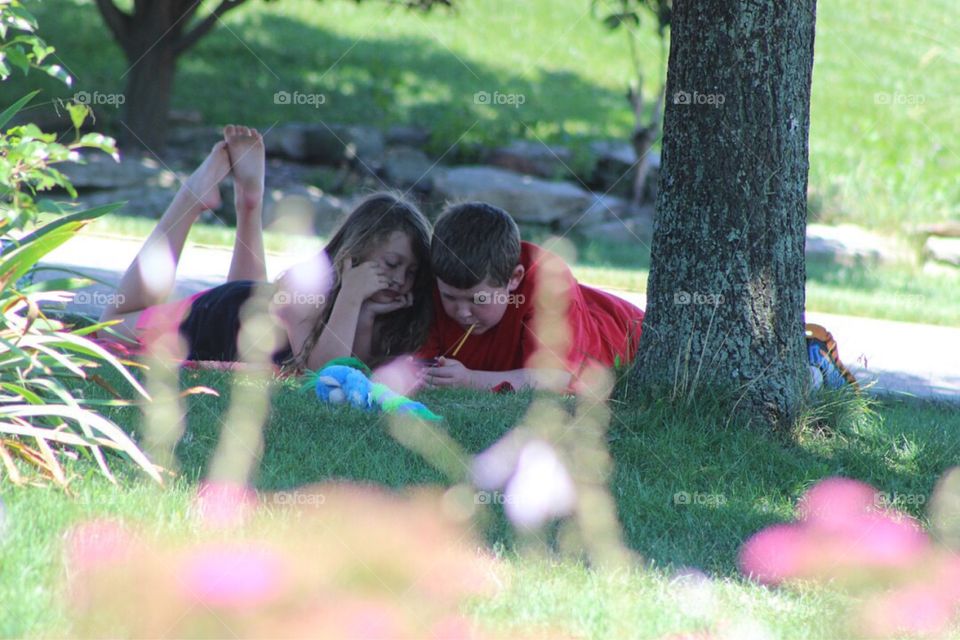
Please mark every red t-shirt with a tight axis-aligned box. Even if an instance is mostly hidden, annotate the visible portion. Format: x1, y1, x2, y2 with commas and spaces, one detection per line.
419, 242, 644, 376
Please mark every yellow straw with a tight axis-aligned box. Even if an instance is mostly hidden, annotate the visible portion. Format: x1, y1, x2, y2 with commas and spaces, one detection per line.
449, 323, 476, 358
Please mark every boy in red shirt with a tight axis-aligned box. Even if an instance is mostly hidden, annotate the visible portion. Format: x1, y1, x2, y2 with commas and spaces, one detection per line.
420, 202, 644, 391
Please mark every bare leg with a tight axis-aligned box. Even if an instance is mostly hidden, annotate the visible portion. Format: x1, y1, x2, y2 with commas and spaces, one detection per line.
223, 125, 267, 283
101, 141, 231, 327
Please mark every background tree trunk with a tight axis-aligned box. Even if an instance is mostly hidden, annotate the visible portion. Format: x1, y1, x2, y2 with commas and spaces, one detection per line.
119, 43, 178, 153
632, 0, 817, 427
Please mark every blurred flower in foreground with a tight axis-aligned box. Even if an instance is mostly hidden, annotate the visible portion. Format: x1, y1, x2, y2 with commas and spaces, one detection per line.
473, 435, 576, 530
193, 480, 257, 528
66, 483, 498, 639
739, 475, 960, 638
373, 356, 423, 398
740, 477, 928, 584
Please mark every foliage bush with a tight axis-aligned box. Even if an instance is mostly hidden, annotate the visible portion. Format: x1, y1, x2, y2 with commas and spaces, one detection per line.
1, 1, 160, 486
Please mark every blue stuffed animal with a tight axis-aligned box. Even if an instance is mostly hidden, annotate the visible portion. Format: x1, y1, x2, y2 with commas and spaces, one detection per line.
314, 364, 374, 407
304, 358, 442, 421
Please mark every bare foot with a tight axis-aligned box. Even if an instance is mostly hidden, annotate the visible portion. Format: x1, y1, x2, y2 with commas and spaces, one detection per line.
181, 141, 230, 212
223, 125, 265, 214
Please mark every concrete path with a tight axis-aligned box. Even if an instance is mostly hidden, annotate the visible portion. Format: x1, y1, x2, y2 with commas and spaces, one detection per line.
38, 234, 960, 403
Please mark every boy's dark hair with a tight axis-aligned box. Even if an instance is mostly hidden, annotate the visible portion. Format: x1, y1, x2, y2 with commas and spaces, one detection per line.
431, 202, 521, 288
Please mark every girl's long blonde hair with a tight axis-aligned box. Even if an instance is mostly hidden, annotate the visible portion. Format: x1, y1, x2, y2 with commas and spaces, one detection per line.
290, 192, 433, 370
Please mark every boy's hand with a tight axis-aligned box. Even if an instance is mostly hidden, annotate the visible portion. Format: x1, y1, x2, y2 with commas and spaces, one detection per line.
424, 357, 477, 388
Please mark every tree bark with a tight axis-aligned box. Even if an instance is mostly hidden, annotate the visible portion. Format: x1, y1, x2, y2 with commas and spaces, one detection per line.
95, 0, 249, 153
632, 0, 817, 428
119, 42, 178, 153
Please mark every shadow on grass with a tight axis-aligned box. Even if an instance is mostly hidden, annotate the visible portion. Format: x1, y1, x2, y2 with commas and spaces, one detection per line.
94, 366, 960, 578
4, 2, 633, 169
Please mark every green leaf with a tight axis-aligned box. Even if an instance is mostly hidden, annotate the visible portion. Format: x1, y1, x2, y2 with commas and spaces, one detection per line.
0, 91, 37, 129
15, 202, 122, 246
7, 6, 40, 32
43, 63, 71, 87
77, 132, 118, 159
5, 46, 30, 75
67, 103, 89, 133
1, 382, 44, 405
0, 221, 88, 285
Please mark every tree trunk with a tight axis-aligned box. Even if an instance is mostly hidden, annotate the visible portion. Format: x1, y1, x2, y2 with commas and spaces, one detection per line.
118, 42, 178, 154
632, 0, 817, 428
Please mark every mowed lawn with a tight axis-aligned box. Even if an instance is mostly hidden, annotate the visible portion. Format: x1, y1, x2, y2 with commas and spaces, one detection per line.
1, 367, 959, 638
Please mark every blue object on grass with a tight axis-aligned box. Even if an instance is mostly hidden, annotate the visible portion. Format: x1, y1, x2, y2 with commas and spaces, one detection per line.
303, 358, 442, 421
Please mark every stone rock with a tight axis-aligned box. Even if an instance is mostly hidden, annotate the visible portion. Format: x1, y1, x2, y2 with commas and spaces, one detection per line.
912, 222, 960, 238
571, 202, 653, 243
265, 123, 385, 169
487, 140, 573, 179
588, 140, 660, 199
62, 152, 172, 191
382, 146, 434, 193
169, 109, 204, 126
264, 123, 312, 162
386, 125, 431, 148
315, 124, 384, 167
166, 125, 222, 152
575, 217, 654, 245
580, 194, 632, 224
432, 166, 607, 226
925, 237, 960, 267
263, 185, 351, 236
805, 224, 901, 264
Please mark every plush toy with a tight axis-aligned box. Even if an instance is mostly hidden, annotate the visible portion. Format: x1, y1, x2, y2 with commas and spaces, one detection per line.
303, 357, 442, 422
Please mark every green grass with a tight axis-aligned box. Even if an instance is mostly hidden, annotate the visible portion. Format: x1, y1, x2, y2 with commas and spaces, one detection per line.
2, 368, 960, 638
2, 0, 958, 233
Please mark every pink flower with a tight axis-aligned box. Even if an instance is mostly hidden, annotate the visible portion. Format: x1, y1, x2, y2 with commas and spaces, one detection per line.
194, 481, 257, 528
504, 440, 577, 530
740, 478, 931, 585
472, 436, 577, 530
471, 434, 522, 492
859, 584, 955, 638
739, 524, 806, 585
179, 543, 286, 608
837, 512, 929, 569
430, 615, 478, 639
373, 357, 423, 397
64, 519, 137, 574
798, 477, 877, 529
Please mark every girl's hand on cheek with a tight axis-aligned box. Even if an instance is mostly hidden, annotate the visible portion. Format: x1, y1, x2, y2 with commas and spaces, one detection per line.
340, 260, 389, 302
363, 291, 413, 317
